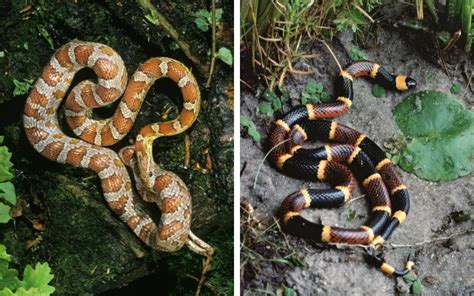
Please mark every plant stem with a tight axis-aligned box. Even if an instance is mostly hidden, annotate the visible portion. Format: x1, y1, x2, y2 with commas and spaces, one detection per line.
462, 0, 473, 52
205, 0, 217, 87
136, 0, 209, 75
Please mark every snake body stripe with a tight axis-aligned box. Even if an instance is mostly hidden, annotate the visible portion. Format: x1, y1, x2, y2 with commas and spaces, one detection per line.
268, 61, 415, 276
24, 40, 214, 272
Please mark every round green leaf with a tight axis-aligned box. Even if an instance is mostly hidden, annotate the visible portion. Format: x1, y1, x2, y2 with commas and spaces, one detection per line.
393, 91, 474, 181
372, 83, 386, 98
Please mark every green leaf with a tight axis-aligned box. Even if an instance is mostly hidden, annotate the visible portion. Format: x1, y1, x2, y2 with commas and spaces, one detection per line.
144, 13, 159, 25
257, 102, 274, 116
240, 116, 261, 142
0, 143, 13, 182
411, 279, 423, 294
450, 83, 461, 94
262, 90, 278, 102
393, 91, 474, 181
20, 263, 55, 295
283, 287, 297, 296
403, 272, 417, 282
0, 182, 16, 205
0, 287, 47, 296
0, 245, 11, 262
194, 17, 209, 32
348, 47, 368, 61
195, 9, 210, 19
305, 81, 323, 94
371, 83, 386, 97
36, 25, 53, 49
215, 8, 223, 22
217, 47, 233, 65
0, 203, 12, 224
12, 79, 31, 97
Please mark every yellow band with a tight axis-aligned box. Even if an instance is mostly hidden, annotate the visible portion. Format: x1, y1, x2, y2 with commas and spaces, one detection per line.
283, 211, 300, 223
375, 158, 391, 171
321, 225, 331, 242
317, 160, 328, 180
393, 210, 407, 224
276, 119, 290, 132
340, 70, 353, 81
363, 173, 382, 187
370, 64, 380, 79
301, 189, 311, 208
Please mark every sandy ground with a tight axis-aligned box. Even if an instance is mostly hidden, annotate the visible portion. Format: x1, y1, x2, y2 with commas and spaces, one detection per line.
240, 26, 473, 295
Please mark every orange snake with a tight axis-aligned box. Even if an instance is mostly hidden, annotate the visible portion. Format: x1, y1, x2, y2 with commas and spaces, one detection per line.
23, 40, 214, 292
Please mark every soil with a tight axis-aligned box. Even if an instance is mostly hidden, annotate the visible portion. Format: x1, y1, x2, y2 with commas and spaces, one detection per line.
0, 1, 233, 295
240, 12, 473, 296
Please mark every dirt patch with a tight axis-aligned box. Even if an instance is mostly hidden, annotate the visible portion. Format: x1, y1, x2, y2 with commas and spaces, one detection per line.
240, 25, 473, 295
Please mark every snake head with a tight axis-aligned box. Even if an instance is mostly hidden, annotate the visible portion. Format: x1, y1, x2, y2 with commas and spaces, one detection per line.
405, 77, 417, 89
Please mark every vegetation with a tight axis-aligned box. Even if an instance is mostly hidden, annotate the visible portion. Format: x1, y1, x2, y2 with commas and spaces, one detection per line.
415, 0, 473, 52
392, 91, 473, 181
0, 136, 15, 224
0, 244, 55, 296
240, 0, 382, 89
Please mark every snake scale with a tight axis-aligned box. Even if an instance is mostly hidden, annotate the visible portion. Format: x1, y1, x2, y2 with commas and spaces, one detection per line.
269, 61, 416, 276
23, 40, 213, 292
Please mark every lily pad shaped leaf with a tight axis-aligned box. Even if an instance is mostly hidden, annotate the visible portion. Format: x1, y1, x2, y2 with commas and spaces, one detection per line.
393, 91, 473, 181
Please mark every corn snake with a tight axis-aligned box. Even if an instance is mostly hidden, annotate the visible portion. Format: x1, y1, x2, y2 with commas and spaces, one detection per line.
23, 40, 214, 291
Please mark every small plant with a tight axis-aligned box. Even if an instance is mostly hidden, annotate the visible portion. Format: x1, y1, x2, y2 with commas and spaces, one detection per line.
403, 272, 423, 294
240, 116, 261, 142
300, 81, 331, 104
0, 244, 55, 295
256, 89, 289, 117
194, 9, 223, 32
450, 82, 461, 94
0, 136, 16, 224
348, 47, 368, 61
144, 9, 159, 25
12, 79, 33, 97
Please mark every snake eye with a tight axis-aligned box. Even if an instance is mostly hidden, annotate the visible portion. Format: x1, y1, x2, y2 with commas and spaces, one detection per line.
405, 77, 417, 89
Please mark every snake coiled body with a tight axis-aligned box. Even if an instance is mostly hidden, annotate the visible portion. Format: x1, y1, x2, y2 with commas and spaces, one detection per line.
24, 41, 213, 288
269, 61, 416, 276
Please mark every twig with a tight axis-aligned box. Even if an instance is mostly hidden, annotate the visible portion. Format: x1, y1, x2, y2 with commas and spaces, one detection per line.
388, 230, 473, 249
353, 4, 375, 23
136, 0, 208, 75
317, 38, 342, 72
205, 0, 217, 87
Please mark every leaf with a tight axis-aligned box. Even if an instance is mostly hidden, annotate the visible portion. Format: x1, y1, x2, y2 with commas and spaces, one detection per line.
0, 287, 47, 296
0, 204, 11, 224
411, 279, 423, 294
305, 81, 323, 94
262, 90, 278, 102
12, 80, 31, 97
195, 9, 210, 19
371, 83, 386, 97
0, 182, 16, 205
0, 144, 13, 182
283, 287, 297, 296
257, 102, 274, 116
36, 25, 53, 49
393, 91, 474, 181
403, 272, 417, 282
348, 47, 368, 61
194, 17, 209, 32
144, 14, 159, 25
20, 263, 55, 295
240, 116, 261, 142
450, 83, 461, 94
217, 47, 233, 65
0, 245, 11, 262
215, 8, 223, 22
